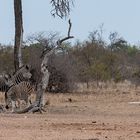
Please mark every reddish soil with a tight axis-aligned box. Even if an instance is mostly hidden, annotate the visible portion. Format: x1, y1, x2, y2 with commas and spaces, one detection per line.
0, 89, 140, 140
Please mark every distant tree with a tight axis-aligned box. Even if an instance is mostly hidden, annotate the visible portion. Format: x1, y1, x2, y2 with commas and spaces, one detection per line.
108, 32, 127, 52
0, 46, 14, 73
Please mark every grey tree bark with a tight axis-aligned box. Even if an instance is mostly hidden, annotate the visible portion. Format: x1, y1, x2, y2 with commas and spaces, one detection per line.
14, 0, 23, 71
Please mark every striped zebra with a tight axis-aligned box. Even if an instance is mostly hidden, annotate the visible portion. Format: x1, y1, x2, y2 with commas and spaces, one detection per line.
0, 76, 10, 92
0, 65, 32, 93
5, 81, 35, 112
9, 65, 32, 85
3, 65, 33, 111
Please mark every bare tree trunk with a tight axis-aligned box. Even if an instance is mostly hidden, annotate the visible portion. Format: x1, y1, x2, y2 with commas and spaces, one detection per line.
35, 54, 50, 107
14, 0, 23, 71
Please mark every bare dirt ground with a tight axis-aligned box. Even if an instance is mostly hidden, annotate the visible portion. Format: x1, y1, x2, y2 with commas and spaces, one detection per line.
0, 88, 140, 140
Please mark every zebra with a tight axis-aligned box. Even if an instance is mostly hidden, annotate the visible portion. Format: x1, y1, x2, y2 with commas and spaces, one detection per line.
3, 65, 33, 110
5, 81, 35, 112
3, 65, 32, 87
0, 76, 10, 92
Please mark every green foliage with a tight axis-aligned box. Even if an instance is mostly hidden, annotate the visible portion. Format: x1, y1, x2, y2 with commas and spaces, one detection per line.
22, 43, 43, 64
0, 46, 14, 73
126, 45, 139, 56
90, 62, 111, 81
1, 31, 140, 90
113, 70, 122, 83
132, 69, 140, 78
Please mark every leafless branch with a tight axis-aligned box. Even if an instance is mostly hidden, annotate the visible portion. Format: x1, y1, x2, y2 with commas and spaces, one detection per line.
57, 19, 74, 45
41, 19, 74, 58
68, 19, 72, 36
50, 0, 74, 18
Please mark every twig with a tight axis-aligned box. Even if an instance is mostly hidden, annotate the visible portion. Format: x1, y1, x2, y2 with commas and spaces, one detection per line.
41, 19, 74, 58
57, 19, 74, 45
68, 19, 72, 37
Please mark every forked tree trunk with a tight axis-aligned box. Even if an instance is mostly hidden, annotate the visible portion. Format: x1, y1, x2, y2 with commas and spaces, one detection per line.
14, 0, 23, 71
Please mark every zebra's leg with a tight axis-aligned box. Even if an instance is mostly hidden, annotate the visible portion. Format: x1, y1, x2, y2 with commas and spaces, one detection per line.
5, 95, 10, 109
24, 97, 31, 107
17, 99, 21, 109
11, 101, 16, 112
28, 96, 32, 105
40, 92, 45, 107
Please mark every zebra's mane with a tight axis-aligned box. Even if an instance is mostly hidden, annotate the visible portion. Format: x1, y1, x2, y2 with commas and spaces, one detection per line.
13, 65, 29, 75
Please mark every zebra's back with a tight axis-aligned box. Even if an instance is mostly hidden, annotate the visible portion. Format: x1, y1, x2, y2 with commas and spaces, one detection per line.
7, 81, 34, 100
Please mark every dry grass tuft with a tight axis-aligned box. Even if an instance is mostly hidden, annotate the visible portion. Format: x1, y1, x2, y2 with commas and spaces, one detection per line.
0, 92, 5, 104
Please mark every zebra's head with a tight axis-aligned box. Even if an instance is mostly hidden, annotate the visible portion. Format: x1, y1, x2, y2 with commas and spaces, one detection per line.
14, 65, 32, 81
4, 65, 32, 86
21, 65, 32, 79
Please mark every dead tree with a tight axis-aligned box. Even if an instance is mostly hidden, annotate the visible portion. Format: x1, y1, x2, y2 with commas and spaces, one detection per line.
14, 20, 74, 113
14, 0, 23, 71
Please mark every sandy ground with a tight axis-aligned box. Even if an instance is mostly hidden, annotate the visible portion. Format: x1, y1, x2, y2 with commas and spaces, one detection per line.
0, 88, 140, 140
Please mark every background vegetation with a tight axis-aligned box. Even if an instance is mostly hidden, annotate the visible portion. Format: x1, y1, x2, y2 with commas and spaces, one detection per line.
1, 29, 140, 92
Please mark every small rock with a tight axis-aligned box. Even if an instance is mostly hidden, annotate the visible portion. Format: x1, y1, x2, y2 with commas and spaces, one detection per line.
24, 116, 27, 119
68, 98, 72, 102
136, 131, 140, 133
102, 123, 105, 126
89, 138, 99, 140
96, 132, 102, 135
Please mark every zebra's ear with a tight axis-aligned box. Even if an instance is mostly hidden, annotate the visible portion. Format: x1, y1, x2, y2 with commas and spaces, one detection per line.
25, 64, 30, 70
7, 74, 11, 79
4, 74, 9, 81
